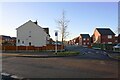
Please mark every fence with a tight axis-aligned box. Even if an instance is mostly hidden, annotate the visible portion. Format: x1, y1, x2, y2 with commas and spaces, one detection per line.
1, 44, 64, 52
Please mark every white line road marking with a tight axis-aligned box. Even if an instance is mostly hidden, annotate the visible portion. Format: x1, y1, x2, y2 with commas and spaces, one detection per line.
1, 72, 24, 79
11, 75, 23, 79
1, 73, 11, 76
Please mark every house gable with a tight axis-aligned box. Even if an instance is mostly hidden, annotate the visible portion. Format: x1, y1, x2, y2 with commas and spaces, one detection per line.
16, 20, 49, 47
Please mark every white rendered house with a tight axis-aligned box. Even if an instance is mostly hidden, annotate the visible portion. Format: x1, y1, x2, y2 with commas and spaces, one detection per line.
16, 20, 50, 47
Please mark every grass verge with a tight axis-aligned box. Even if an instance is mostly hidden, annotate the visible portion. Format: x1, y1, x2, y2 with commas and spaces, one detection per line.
112, 56, 120, 60
55, 51, 80, 56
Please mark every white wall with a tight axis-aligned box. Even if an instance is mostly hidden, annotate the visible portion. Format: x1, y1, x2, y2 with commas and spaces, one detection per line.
16, 20, 48, 47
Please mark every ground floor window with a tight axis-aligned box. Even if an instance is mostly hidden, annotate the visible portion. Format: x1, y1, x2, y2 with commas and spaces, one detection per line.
108, 42, 112, 44
83, 42, 86, 45
29, 42, 31, 46
18, 39, 20, 43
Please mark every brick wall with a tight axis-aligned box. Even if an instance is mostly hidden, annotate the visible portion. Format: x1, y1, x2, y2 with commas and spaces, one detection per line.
101, 35, 115, 44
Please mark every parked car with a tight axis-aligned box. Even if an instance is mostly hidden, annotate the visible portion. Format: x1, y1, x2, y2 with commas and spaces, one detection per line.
113, 43, 120, 49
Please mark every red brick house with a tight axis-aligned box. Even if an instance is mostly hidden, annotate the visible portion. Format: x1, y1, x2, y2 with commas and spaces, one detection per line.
73, 37, 79, 45
0, 35, 16, 46
118, 34, 120, 43
115, 36, 118, 44
68, 36, 79, 45
79, 34, 91, 46
93, 28, 115, 44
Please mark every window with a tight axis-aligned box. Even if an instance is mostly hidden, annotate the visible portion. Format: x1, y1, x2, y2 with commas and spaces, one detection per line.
87, 42, 89, 45
29, 42, 31, 46
29, 31, 31, 37
115, 40, 118, 42
29, 31, 31, 33
108, 35, 112, 39
83, 42, 86, 45
18, 39, 20, 43
83, 38, 86, 41
108, 42, 112, 44
22, 41, 24, 44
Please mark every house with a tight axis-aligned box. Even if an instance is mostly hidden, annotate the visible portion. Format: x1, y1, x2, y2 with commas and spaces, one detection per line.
79, 34, 91, 46
118, 34, 120, 43
68, 40, 72, 45
68, 36, 79, 45
93, 28, 115, 44
68, 39, 74, 45
74, 37, 79, 45
16, 20, 50, 47
0, 35, 16, 46
115, 36, 118, 44
91, 35, 94, 44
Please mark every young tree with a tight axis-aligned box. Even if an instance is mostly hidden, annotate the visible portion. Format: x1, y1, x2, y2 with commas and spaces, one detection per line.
56, 10, 70, 44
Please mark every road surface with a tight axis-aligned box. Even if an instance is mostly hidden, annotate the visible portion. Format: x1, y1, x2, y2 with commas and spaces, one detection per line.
2, 46, 119, 79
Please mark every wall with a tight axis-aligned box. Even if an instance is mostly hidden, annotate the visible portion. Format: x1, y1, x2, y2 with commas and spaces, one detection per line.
16, 20, 48, 47
101, 35, 115, 44
93, 29, 101, 43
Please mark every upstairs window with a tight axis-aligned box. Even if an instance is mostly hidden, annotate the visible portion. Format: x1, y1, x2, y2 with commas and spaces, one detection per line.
108, 35, 112, 39
83, 38, 86, 41
29, 31, 31, 37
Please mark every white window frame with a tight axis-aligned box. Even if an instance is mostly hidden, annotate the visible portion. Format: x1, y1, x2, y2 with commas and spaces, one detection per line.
83, 42, 86, 45
108, 42, 112, 44
108, 35, 112, 39
83, 38, 86, 41
87, 42, 89, 45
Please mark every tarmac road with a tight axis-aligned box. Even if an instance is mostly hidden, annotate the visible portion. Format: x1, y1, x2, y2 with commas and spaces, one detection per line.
2, 53, 119, 78
65, 45, 117, 60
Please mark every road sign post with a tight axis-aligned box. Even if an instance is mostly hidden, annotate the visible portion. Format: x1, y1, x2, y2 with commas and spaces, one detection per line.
55, 31, 58, 54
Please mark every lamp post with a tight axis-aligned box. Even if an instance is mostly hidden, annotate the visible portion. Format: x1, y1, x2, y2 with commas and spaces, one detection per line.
55, 30, 58, 54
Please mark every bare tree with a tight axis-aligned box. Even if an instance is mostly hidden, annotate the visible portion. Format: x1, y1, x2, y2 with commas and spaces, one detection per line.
56, 10, 70, 44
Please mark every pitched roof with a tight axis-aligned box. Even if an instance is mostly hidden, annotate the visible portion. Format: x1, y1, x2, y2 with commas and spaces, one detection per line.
16, 20, 50, 36
96, 28, 115, 35
118, 34, 120, 36
0, 35, 11, 39
43, 28, 49, 35
80, 34, 90, 38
